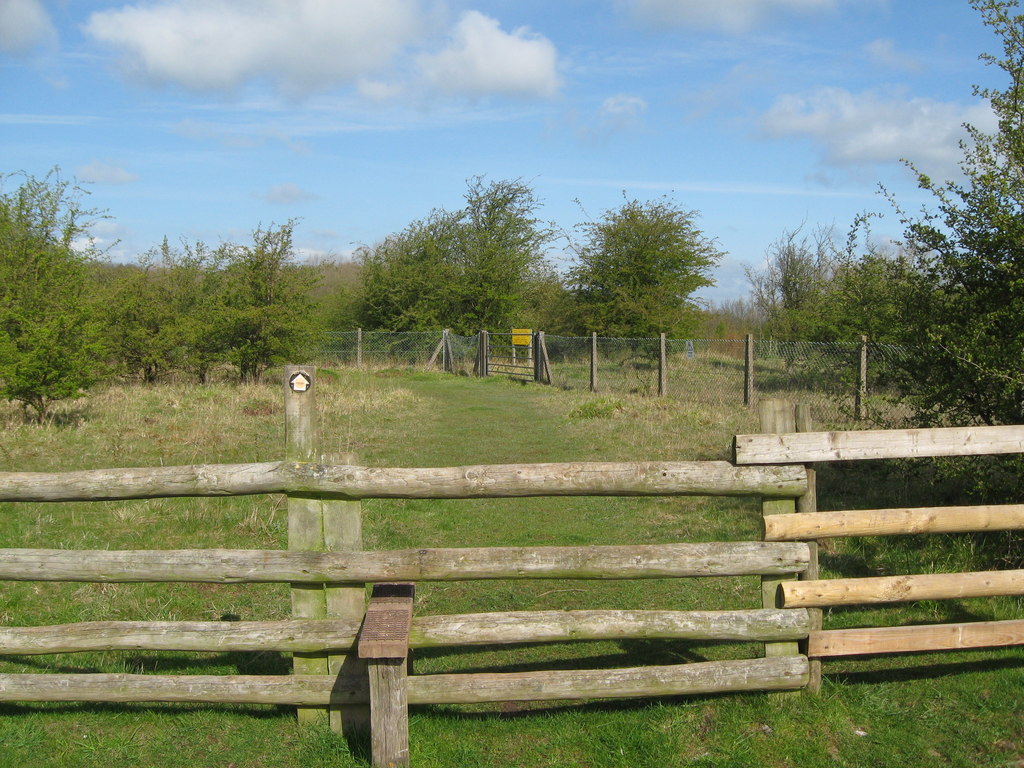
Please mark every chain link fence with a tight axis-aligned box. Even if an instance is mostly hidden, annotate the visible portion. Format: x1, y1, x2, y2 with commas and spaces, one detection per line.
310, 331, 914, 427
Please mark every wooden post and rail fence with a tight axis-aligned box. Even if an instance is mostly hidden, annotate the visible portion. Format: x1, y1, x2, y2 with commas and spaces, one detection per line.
1, 373, 1023, 765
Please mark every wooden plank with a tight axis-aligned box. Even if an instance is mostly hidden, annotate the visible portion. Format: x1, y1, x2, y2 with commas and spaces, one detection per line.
780, 569, 1024, 608
0, 542, 810, 583
0, 609, 810, 655
359, 583, 414, 659
0, 460, 807, 501
808, 619, 1024, 658
0, 656, 809, 705
765, 504, 1024, 541
734, 424, 1024, 465
369, 659, 409, 768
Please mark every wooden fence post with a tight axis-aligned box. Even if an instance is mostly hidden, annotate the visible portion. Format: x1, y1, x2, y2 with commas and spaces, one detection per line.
442, 329, 454, 374
590, 332, 598, 393
856, 335, 867, 420
658, 333, 668, 397
538, 331, 552, 385
475, 330, 489, 377
758, 399, 799, 660
356, 328, 363, 369
744, 334, 754, 408
284, 365, 367, 734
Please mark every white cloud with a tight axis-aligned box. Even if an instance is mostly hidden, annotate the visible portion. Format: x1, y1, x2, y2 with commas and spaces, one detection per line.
417, 11, 560, 99
601, 94, 647, 119
864, 39, 923, 73
0, 0, 56, 54
85, 0, 423, 95
630, 0, 837, 33
76, 161, 139, 184
261, 183, 317, 204
760, 87, 997, 178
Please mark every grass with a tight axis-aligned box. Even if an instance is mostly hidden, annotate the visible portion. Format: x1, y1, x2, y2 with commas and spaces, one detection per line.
0, 369, 1022, 767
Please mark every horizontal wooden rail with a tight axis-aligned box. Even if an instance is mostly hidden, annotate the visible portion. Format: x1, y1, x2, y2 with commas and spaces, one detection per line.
0, 609, 811, 655
764, 504, 1024, 540
0, 460, 806, 502
0, 542, 811, 583
780, 569, 1024, 608
734, 424, 1024, 465
808, 619, 1024, 658
0, 656, 808, 705
409, 608, 811, 647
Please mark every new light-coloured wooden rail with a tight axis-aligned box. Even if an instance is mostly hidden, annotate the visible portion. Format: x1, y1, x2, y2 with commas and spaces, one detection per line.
739, 412, 1024, 675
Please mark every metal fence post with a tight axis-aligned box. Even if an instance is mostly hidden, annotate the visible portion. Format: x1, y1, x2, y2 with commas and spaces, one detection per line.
356, 328, 363, 369
590, 332, 598, 393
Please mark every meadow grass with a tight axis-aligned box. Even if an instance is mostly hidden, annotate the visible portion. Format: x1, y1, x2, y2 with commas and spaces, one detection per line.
0, 369, 1021, 767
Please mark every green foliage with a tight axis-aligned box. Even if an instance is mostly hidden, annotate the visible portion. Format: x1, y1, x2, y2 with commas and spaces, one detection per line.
0, 169, 104, 420
219, 221, 321, 382
891, 0, 1024, 427
745, 226, 838, 340
100, 222, 318, 384
358, 177, 554, 334
103, 239, 228, 383
568, 197, 722, 337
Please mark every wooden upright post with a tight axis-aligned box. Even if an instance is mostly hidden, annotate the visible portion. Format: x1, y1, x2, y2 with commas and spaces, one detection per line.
758, 399, 799, 660
658, 333, 668, 397
744, 334, 754, 408
794, 403, 821, 693
284, 365, 367, 734
359, 583, 415, 768
590, 332, 598, 393
442, 329, 454, 374
475, 330, 489, 377
356, 328, 363, 369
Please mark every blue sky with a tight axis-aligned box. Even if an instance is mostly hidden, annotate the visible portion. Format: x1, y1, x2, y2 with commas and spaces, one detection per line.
0, 0, 1004, 302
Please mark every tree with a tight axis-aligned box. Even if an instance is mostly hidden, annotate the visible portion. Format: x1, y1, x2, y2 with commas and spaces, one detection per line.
0, 170, 104, 420
358, 178, 554, 334
568, 197, 722, 337
103, 238, 229, 383
745, 226, 838, 340
891, 0, 1024, 426
220, 221, 320, 382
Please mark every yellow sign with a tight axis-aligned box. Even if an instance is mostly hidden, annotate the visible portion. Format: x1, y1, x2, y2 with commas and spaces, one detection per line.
512, 329, 532, 346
